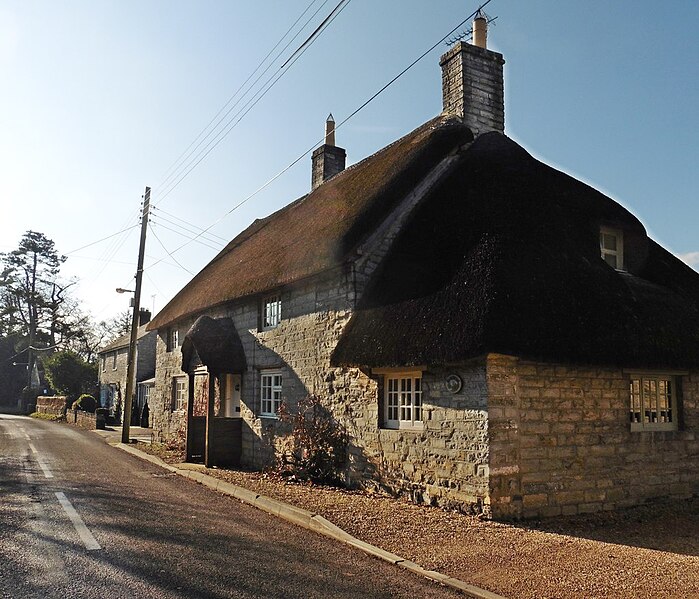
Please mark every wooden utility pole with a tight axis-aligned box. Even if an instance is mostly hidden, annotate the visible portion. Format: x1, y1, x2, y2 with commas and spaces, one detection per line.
122, 187, 150, 444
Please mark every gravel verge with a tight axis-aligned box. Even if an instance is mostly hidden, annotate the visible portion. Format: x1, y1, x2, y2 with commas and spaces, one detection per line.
137, 443, 699, 599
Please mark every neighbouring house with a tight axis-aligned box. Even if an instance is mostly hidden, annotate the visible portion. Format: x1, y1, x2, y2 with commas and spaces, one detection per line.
146, 16, 699, 519
98, 309, 156, 425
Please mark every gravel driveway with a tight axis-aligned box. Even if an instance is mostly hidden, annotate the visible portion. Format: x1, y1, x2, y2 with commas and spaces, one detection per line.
140, 444, 699, 599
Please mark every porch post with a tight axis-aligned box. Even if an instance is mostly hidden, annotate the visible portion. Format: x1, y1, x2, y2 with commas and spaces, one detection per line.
204, 373, 215, 467
185, 372, 195, 461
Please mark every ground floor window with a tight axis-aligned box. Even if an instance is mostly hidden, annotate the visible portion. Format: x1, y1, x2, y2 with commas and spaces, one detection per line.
260, 370, 282, 417
172, 377, 187, 412
629, 374, 678, 431
383, 371, 423, 429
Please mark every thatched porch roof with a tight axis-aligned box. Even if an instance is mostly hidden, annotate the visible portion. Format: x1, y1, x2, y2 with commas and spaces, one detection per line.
181, 316, 247, 375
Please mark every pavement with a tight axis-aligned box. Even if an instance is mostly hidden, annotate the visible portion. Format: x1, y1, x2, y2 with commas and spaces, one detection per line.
92, 424, 153, 444
92, 425, 505, 599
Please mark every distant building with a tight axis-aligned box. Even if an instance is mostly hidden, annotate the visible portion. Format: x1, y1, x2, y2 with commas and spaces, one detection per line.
97, 309, 156, 425
145, 16, 699, 519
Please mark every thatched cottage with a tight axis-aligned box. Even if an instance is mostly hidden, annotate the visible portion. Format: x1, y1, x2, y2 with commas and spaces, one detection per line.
147, 16, 699, 519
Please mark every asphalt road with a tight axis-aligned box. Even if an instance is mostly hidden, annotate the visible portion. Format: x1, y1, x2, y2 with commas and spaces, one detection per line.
0, 415, 462, 599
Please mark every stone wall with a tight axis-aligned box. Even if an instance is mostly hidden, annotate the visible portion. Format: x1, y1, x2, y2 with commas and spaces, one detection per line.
150, 326, 188, 445
487, 355, 699, 519
36, 395, 66, 416
67, 409, 97, 430
99, 347, 129, 389
351, 363, 490, 512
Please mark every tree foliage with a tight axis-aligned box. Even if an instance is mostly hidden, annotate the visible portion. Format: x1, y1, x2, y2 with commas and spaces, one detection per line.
0, 231, 65, 339
44, 351, 97, 403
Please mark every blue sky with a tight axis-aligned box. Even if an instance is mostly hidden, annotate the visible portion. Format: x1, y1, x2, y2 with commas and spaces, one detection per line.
1, 0, 697, 321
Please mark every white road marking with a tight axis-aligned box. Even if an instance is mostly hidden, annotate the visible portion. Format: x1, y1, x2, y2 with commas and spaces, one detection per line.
28, 442, 37, 454
36, 457, 53, 479
55, 492, 101, 551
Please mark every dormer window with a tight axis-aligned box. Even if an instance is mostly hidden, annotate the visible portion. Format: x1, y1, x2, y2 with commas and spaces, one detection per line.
600, 227, 624, 270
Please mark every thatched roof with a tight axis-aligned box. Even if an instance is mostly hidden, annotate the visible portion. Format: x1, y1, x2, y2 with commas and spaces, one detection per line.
148, 116, 472, 331
181, 316, 247, 375
331, 132, 699, 369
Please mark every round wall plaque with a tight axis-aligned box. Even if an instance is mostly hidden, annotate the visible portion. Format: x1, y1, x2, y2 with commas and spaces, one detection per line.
445, 374, 463, 394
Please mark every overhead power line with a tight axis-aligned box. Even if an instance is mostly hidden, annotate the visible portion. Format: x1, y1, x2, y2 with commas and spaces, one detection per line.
144, 0, 494, 271
149, 219, 223, 253
150, 206, 228, 242
65, 224, 140, 255
153, 0, 332, 198
151, 0, 352, 207
148, 223, 194, 275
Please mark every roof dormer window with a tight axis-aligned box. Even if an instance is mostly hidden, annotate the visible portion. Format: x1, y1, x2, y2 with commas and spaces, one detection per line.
600, 227, 624, 270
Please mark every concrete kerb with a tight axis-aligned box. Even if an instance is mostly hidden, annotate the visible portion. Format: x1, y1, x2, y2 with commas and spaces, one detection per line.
111, 442, 506, 599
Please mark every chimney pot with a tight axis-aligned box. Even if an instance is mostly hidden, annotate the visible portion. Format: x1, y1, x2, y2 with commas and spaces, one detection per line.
325, 114, 336, 146
473, 15, 487, 48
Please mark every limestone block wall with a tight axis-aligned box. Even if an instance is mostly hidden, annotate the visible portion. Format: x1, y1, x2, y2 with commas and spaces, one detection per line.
487, 355, 699, 519
352, 364, 490, 513
233, 271, 356, 469
98, 347, 129, 389
150, 324, 189, 445
486, 354, 523, 519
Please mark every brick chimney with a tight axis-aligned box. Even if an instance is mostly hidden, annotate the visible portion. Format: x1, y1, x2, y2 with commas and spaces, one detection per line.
439, 13, 505, 136
311, 114, 346, 190
138, 308, 151, 326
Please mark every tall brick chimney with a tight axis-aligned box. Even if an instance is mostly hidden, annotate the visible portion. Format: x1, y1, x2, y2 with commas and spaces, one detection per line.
439, 13, 505, 136
311, 114, 346, 190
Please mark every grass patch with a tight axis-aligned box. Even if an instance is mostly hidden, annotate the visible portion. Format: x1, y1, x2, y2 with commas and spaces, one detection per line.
29, 411, 63, 421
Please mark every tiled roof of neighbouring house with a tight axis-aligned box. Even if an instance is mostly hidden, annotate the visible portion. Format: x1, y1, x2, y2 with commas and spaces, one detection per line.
98, 324, 151, 354
331, 131, 699, 369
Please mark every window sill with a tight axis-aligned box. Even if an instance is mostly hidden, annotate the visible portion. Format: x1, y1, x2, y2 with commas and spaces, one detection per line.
630, 423, 677, 433
380, 423, 425, 433
259, 414, 279, 420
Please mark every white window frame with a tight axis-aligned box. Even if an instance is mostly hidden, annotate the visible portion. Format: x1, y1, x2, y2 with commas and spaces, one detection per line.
112, 351, 117, 370
628, 373, 678, 432
382, 371, 424, 430
101, 356, 106, 372
600, 226, 624, 270
260, 370, 282, 418
262, 294, 281, 330
172, 377, 187, 412
168, 328, 179, 352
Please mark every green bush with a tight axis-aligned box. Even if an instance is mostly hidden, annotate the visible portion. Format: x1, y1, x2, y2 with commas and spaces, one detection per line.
71, 393, 97, 413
